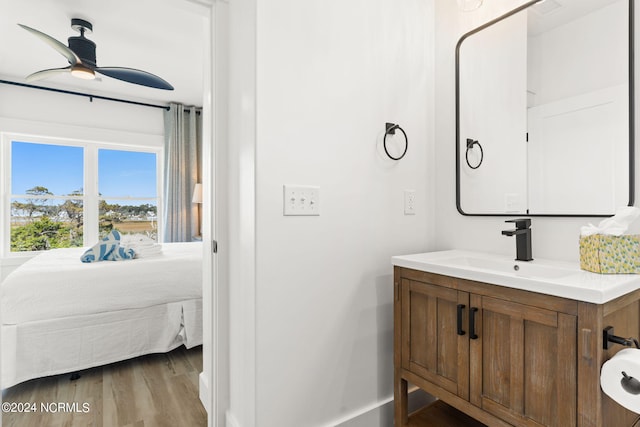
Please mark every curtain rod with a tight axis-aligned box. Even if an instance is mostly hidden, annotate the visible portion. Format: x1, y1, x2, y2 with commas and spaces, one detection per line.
0, 79, 172, 111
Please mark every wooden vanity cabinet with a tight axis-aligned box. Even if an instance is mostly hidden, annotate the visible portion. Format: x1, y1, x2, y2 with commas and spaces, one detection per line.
399, 279, 470, 401
468, 293, 577, 427
394, 266, 640, 427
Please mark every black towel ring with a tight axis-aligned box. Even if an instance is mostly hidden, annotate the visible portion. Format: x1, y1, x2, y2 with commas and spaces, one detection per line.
384, 123, 408, 161
465, 138, 483, 169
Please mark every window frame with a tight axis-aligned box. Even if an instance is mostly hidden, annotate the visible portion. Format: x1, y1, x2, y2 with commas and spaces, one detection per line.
1, 132, 163, 258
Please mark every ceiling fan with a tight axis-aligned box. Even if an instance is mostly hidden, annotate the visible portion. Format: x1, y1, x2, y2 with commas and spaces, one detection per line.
18, 18, 174, 90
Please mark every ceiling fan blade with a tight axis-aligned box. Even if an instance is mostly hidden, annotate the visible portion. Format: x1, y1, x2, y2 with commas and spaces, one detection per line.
18, 24, 80, 65
95, 67, 174, 90
25, 66, 72, 82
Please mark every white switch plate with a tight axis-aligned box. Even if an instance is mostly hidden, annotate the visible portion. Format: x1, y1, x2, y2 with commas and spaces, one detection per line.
504, 193, 520, 213
283, 185, 320, 216
404, 190, 416, 215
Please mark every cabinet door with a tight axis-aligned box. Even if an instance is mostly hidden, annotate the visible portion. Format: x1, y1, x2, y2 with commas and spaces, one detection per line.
401, 279, 470, 400
469, 295, 577, 427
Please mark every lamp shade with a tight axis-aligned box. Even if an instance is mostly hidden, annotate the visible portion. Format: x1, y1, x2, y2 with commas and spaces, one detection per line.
192, 183, 203, 204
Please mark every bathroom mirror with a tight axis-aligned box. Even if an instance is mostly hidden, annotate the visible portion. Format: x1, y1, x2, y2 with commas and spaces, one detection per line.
456, 0, 634, 216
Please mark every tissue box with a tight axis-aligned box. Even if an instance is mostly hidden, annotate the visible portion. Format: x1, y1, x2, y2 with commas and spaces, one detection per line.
579, 234, 640, 273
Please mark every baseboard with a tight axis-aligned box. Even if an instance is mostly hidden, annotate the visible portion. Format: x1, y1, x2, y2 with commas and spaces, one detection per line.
220, 389, 433, 427
331, 388, 434, 427
199, 372, 210, 413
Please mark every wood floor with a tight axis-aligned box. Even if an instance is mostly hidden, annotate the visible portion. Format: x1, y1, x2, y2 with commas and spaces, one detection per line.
1, 345, 206, 427
407, 400, 487, 427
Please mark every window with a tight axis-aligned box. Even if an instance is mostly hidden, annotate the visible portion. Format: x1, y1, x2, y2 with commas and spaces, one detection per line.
10, 142, 85, 252
98, 149, 158, 239
3, 135, 161, 254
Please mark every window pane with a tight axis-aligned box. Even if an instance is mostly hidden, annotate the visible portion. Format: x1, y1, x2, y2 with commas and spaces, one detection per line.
11, 142, 83, 196
98, 149, 157, 198
10, 198, 83, 252
99, 199, 158, 241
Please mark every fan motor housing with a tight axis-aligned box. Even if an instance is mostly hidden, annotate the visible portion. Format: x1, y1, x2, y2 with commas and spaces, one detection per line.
68, 36, 96, 67
68, 18, 96, 67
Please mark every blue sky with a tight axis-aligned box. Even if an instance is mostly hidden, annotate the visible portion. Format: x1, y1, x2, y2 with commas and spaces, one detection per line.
11, 141, 157, 201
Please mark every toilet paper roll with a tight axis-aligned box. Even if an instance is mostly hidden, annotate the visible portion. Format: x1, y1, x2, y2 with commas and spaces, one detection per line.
601, 348, 640, 414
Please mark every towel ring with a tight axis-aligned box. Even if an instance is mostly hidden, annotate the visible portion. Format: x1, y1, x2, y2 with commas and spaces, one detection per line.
384, 123, 408, 161
465, 138, 483, 169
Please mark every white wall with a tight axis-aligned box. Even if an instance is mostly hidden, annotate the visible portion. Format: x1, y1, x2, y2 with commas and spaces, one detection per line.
229, 0, 436, 426
0, 84, 163, 136
434, 0, 638, 262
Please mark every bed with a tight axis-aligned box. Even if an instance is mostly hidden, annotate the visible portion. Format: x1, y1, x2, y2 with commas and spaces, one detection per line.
1, 241, 203, 389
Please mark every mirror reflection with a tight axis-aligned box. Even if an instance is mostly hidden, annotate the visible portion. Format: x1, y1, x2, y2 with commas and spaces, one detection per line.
456, 0, 632, 216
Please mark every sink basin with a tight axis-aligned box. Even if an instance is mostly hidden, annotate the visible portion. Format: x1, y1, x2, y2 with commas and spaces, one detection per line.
391, 249, 640, 304
436, 256, 574, 279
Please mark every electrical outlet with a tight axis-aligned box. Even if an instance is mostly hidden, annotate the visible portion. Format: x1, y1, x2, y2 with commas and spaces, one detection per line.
283, 185, 320, 216
404, 190, 416, 215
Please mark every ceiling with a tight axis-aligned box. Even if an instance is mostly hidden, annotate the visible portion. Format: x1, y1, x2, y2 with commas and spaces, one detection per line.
0, 0, 208, 107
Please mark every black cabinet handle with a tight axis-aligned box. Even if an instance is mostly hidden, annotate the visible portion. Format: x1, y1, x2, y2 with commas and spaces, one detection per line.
457, 304, 466, 336
469, 307, 479, 340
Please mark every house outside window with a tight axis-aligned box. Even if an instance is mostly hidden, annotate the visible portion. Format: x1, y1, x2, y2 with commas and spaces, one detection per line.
2, 135, 162, 255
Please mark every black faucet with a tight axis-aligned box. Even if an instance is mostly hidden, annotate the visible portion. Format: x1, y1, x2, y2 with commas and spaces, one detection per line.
501, 218, 533, 261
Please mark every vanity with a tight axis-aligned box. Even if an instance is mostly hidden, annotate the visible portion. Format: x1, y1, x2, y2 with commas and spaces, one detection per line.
392, 251, 640, 427
410, 0, 639, 423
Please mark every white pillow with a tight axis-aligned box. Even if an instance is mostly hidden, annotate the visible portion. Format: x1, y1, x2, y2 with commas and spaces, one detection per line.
120, 233, 156, 246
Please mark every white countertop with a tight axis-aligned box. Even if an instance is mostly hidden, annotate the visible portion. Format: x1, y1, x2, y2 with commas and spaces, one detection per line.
392, 250, 640, 304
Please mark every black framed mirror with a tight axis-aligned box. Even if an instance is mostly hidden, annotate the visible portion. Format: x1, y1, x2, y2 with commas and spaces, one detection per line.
455, 0, 634, 216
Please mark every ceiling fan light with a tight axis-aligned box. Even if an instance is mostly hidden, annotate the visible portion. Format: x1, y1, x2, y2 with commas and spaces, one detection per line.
71, 65, 95, 80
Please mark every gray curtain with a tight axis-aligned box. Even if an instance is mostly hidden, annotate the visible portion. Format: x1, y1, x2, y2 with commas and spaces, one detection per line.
162, 103, 202, 242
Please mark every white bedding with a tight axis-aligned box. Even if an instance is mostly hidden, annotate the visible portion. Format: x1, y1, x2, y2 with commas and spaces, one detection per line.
1, 242, 202, 325
2, 299, 202, 388
1, 241, 203, 388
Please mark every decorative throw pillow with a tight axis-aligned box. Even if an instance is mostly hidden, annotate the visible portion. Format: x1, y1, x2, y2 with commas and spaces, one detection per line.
80, 230, 136, 263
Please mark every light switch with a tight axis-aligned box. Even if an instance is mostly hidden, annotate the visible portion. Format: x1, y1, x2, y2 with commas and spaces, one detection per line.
283, 185, 320, 216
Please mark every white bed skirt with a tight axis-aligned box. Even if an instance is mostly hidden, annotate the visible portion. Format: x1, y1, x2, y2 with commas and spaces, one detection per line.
2, 298, 202, 389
